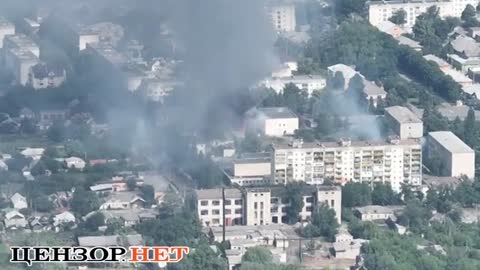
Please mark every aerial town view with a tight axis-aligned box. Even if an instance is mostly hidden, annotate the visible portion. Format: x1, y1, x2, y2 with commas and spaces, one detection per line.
3, 0, 480, 269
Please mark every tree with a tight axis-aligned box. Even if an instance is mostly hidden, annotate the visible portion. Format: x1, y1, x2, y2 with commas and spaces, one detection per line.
330, 71, 345, 90
462, 4, 477, 21
84, 212, 105, 231
284, 182, 305, 224
173, 244, 227, 270
372, 183, 399, 205
239, 133, 262, 153
126, 178, 137, 191
342, 182, 372, 207
6, 154, 31, 172
71, 189, 100, 216
397, 199, 431, 233
303, 203, 339, 242
32, 195, 54, 212
242, 247, 273, 264
335, 0, 367, 19
463, 108, 478, 147
140, 185, 155, 206
31, 160, 47, 176
389, 9, 407, 25
19, 118, 38, 134
47, 120, 66, 142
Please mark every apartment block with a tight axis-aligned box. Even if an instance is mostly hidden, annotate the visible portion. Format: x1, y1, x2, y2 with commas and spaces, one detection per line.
385, 106, 423, 139
196, 188, 244, 227
0, 17, 15, 48
268, 4, 296, 32
369, 0, 479, 28
426, 131, 475, 179
196, 185, 342, 227
272, 138, 422, 193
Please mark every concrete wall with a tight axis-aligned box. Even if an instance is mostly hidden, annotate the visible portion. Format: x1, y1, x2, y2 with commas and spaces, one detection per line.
452, 152, 475, 179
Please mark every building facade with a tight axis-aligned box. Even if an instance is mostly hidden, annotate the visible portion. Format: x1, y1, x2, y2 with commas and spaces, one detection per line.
247, 107, 299, 137
272, 138, 422, 192
0, 17, 15, 48
385, 106, 424, 139
426, 131, 475, 179
368, 0, 479, 28
196, 185, 342, 227
268, 4, 296, 32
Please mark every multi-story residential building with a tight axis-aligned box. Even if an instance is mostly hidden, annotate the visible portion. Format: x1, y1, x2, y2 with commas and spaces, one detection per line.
268, 4, 296, 32
262, 75, 327, 96
368, 0, 479, 29
246, 107, 299, 137
426, 131, 475, 179
197, 188, 244, 227
196, 185, 342, 227
385, 106, 423, 139
0, 17, 15, 48
271, 138, 422, 192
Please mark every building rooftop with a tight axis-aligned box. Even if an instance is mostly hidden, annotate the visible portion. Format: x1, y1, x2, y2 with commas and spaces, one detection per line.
369, 0, 458, 5
423, 54, 450, 67
355, 205, 404, 215
327, 64, 358, 79
4, 34, 37, 48
447, 53, 480, 64
196, 188, 242, 200
428, 131, 474, 154
273, 137, 420, 150
363, 80, 387, 96
87, 43, 127, 66
385, 106, 422, 124
78, 234, 143, 247
451, 36, 480, 57
423, 174, 462, 188
396, 36, 422, 49
443, 68, 473, 84
258, 107, 297, 119
0, 17, 14, 28
7, 48, 38, 61
437, 102, 480, 121
463, 84, 480, 97
376, 20, 400, 34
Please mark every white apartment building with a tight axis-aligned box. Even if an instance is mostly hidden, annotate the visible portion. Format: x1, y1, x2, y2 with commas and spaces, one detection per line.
369, 0, 479, 28
5, 48, 39, 86
262, 75, 326, 96
268, 4, 296, 32
196, 185, 342, 226
197, 188, 244, 227
0, 17, 15, 48
247, 107, 299, 137
4, 34, 39, 58
272, 138, 422, 193
385, 106, 424, 139
426, 131, 475, 179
